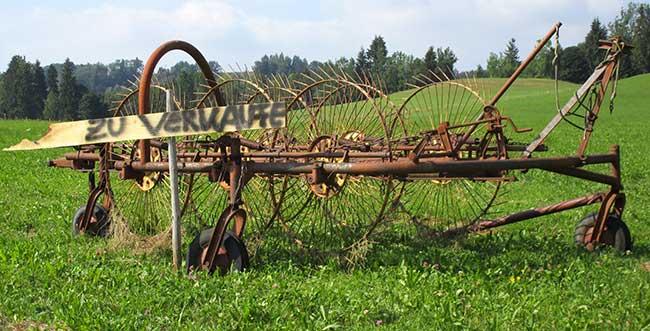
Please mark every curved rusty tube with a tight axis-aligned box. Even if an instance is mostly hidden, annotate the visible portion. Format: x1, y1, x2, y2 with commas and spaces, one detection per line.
138, 40, 224, 162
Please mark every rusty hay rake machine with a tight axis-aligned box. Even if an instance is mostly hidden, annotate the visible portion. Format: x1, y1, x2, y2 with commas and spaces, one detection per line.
5, 22, 633, 275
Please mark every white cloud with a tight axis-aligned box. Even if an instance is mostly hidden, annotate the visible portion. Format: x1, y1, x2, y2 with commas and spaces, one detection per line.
1, 0, 240, 66
584, 0, 626, 16
475, 0, 572, 21
0, 0, 636, 71
242, 0, 435, 62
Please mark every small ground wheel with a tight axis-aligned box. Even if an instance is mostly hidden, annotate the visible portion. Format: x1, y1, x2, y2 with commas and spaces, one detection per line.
574, 212, 632, 252
186, 229, 249, 275
72, 205, 110, 237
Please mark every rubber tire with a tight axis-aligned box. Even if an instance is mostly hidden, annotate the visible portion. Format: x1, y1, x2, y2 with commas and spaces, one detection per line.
574, 212, 632, 252
72, 205, 110, 237
186, 229, 249, 275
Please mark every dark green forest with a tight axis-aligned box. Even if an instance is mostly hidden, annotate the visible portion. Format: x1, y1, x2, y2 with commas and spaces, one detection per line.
0, 3, 647, 121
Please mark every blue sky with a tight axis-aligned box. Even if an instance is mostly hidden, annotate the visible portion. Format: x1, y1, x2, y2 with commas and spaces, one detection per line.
0, 0, 641, 72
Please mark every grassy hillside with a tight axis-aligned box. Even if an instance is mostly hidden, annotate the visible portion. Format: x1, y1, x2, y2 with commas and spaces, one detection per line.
1, 75, 649, 330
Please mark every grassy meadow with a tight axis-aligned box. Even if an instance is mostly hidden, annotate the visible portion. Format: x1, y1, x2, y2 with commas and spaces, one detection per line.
1, 74, 649, 330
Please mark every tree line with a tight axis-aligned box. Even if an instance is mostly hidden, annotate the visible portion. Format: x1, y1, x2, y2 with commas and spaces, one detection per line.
0, 57, 138, 120
0, 57, 222, 120
0, 57, 106, 121
253, 35, 459, 94
253, 2, 650, 86
0, 3, 648, 120
470, 2, 650, 82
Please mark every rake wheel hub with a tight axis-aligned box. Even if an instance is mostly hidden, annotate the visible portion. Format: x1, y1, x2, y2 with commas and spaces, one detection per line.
306, 136, 346, 199
135, 147, 162, 191
306, 131, 365, 199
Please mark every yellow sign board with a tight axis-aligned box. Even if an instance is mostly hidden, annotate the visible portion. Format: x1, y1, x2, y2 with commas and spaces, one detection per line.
4, 102, 286, 151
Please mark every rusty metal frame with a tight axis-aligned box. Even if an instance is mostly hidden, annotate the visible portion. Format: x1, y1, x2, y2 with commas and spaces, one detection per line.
76, 143, 111, 234
47, 26, 634, 272
138, 40, 223, 163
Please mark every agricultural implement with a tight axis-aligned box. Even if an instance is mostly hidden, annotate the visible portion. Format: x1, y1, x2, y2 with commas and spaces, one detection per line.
6, 22, 633, 274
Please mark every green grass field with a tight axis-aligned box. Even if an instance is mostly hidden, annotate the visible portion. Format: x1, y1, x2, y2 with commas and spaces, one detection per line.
1, 75, 649, 330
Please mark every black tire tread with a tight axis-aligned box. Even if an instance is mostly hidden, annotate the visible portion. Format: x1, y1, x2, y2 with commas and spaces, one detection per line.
72, 205, 110, 237
186, 229, 249, 274
574, 212, 632, 252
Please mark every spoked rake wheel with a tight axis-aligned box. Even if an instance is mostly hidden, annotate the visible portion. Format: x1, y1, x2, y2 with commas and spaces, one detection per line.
261, 75, 314, 236
107, 84, 190, 237
395, 77, 504, 233
182, 73, 284, 239
273, 72, 401, 252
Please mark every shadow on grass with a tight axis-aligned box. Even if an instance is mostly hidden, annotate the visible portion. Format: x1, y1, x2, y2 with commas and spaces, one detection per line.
627, 241, 650, 258
247, 225, 628, 274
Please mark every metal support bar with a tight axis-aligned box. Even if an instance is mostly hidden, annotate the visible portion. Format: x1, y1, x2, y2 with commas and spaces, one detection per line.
115, 161, 217, 173
56, 145, 549, 165
166, 89, 182, 271
576, 60, 617, 156
470, 192, 606, 231
201, 137, 247, 274
78, 144, 110, 233
590, 190, 619, 244
523, 65, 608, 157
229, 138, 242, 208
542, 167, 621, 188
204, 209, 233, 274
247, 151, 617, 176
78, 184, 105, 232
488, 22, 562, 106
453, 22, 562, 154
114, 150, 618, 178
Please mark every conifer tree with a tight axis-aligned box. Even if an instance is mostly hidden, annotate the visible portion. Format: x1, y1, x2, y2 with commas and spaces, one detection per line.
43, 89, 60, 120
46, 65, 58, 93
423, 46, 437, 73
78, 92, 107, 119
32, 60, 47, 119
1, 56, 33, 118
502, 38, 520, 77
355, 47, 369, 75
436, 47, 458, 78
367, 36, 388, 72
59, 58, 81, 120
582, 18, 608, 69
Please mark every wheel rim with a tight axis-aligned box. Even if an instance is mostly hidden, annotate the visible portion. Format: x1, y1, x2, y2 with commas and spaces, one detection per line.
579, 215, 631, 251
273, 73, 400, 251
107, 84, 190, 235
183, 73, 282, 237
395, 78, 504, 232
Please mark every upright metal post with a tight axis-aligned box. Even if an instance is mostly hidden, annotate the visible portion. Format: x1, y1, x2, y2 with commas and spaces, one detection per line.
166, 89, 182, 270
453, 22, 562, 154
487, 22, 562, 106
